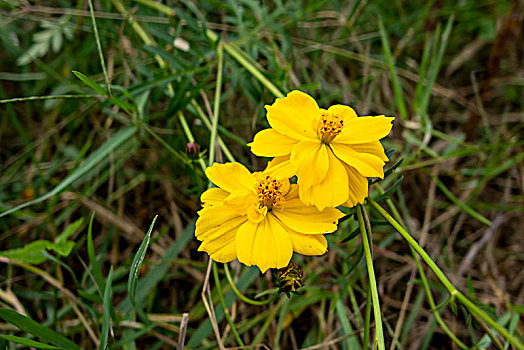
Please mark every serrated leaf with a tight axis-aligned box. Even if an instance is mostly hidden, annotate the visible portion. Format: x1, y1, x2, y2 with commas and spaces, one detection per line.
72, 70, 107, 95
0, 335, 60, 349
0, 309, 80, 350
128, 216, 158, 306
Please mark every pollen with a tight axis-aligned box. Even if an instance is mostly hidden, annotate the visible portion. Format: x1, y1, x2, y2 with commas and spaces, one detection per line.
317, 111, 344, 144
256, 174, 285, 210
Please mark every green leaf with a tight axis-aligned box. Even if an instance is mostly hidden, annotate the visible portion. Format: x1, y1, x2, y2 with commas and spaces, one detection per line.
51, 241, 75, 257
128, 216, 157, 306
0, 309, 80, 350
375, 176, 404, 202
119, 220, 194, 314
53, 217, 84, 257
72, 70, 107, 95
0, 241, 52, 264
0, 335, 60, 349
100, 266, 114, 350
0, 126, 137, 218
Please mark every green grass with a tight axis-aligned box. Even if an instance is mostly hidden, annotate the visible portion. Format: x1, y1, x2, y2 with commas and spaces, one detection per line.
1, 0, 523, 349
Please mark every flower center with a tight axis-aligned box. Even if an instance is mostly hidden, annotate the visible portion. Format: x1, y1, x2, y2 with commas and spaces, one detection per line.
256, 174, 284, 211
317, 111, 344, 144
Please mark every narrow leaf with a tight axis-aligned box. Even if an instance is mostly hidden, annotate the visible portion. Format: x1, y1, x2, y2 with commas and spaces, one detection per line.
87, 213, 105, 293
100, 266, 113, 350
0, 126, 137, 218
128, 216, 158, 306
0, 309, 80, 350
72, 70, 107, 95
0, 335, 60, 349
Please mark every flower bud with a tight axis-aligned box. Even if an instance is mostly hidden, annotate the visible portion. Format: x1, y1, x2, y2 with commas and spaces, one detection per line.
185, 142, 200, 160
279, 263, 303, 293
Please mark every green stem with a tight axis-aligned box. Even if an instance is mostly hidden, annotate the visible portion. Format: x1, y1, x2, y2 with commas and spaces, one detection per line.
87, 0, 111, 96
357, 205, 385, 350
212, 262, 244, 347
143, 125, 187, 165
189, 101, 235, 162
413, 247, 468, 349
206, 30, 284, 99
378, 17, 408, 121
177, 112, 207, 172
208, 42, 224, 166
369, 198, 524, 350
363, 282, 372, 349
382, 195, 468, 349
0, 95, 99, 104
223, 264, 277, 306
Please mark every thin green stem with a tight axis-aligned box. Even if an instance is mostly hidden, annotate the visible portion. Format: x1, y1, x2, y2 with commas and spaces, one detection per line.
378, 16, 408, 121
357, 205, 385, 350
132, 0, 175, 17
143, 125, 187, 165
223, 264, 277, 306
363, 283, 372, 349
381, 195, 468, 349
0, 95, 99, 104
431, 174, 492, 226
87, 0, 111, 96
209, 42, 224, 166
189, 100, 235, 162
413, 247, 468, 349
369, 198, 524, 350
178, 112, 207, 172
206, 30, 284, 99
212, 262, 245, 347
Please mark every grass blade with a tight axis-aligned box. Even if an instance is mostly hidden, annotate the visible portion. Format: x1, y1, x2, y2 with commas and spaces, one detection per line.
0, 335, 60, 349
0, 309, 80, 350
0, 126, 137, 218
128, 215, 157, 306
100, 266, 114, 350
87, 213, 106, 293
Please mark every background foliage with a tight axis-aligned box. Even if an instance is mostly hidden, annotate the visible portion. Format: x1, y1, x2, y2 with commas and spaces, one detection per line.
0, 0, 523, 349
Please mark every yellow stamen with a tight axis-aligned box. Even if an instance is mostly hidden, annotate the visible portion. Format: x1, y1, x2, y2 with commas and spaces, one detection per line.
256, 174, 285, 211
317, 111, 344, 144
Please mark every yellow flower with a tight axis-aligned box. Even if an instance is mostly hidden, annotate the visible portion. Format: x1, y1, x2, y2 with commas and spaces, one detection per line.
248, 90, 394, 210
195, 162, 344, 273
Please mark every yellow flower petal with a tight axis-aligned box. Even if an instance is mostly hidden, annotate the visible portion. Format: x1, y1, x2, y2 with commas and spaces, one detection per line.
195, 206, 247, 241
265, 156, 295, 180
331, 143, 385, 178
236, 216, 293, 273
248, 129, 296, 157
348, 141, 389, 161
273, 193, 344, 234
327, 104, 358, 121
201, 187, 230, 207
335, 116, 394, 144
198, 229, 237, 263
290, 140, 328, 188
206, 162, 255, 193
298, 148, 350, 210
344, 164, 368, 207
224, 190, 257, 214
265, 90, 318, 140
286, 231, 327, 256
